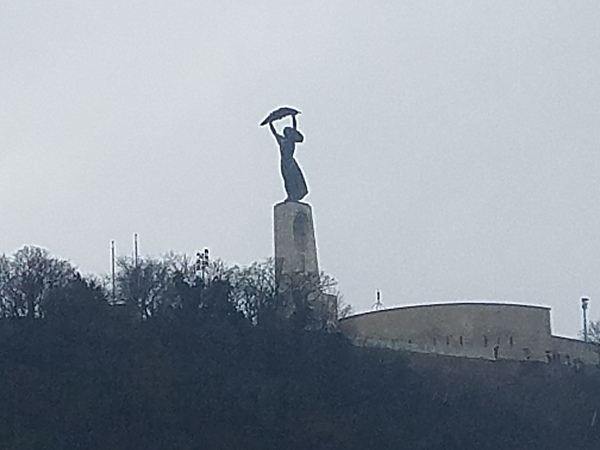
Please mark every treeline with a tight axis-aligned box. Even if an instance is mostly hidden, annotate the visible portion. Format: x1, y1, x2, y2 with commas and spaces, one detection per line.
0, 246, 342, 329
0, 247, 600, 449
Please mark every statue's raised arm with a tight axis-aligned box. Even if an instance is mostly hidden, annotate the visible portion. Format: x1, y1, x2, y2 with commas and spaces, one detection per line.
268, 121, 282, 141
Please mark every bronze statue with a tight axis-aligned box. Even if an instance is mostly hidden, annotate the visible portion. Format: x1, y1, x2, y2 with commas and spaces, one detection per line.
261, 107, 308, 202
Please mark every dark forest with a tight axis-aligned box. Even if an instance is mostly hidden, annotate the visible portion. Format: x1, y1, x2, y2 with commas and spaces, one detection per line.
1, 246, 599, 449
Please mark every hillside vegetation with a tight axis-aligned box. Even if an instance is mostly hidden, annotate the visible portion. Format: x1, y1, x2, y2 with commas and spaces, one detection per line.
1, 319, 600, 449
1, 247, 599, 449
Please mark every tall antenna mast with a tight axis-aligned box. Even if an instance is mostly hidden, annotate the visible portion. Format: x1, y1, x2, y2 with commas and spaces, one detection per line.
133, 233, 139, 268
111, 240, 116, 302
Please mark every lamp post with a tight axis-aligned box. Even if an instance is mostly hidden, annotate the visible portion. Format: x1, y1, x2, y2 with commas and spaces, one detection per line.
582, 297, 590, 343
196, 248, 210, 284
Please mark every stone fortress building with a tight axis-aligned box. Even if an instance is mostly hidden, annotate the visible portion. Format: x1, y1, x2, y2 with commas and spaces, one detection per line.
263, 108, 597, 366
269, 193, 597, 365
339, 302, 599, 366
270, 197, 597, 365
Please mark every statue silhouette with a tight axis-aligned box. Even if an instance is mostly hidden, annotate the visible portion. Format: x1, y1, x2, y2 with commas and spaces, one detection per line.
265, 111, 308, 202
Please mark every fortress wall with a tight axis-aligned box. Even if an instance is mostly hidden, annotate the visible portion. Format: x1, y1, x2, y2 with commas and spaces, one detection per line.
339, 303, 553, 362
550, 336, 599, 366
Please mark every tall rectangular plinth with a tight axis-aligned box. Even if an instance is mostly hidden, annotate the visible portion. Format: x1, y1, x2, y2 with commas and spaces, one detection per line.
273, 201, 337, 329
274, 201, 319, 280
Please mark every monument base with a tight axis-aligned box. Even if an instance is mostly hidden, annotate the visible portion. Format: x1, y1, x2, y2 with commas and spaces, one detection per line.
273, 201, 337, 329
273, 201, 319, 280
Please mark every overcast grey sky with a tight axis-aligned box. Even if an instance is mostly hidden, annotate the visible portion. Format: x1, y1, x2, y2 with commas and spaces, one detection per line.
2, 1, 600, 337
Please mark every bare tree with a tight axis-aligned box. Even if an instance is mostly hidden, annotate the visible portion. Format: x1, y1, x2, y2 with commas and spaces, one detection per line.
3, 247, 76, 319
162, 251, 197, 285
225, 259, 277, 325
224, 258, 342, 329
44, 273, 109, 326
116, 256, 173, 319
0, 254, 16, 317
337, 294, 354, 319
586, 320, 600, 344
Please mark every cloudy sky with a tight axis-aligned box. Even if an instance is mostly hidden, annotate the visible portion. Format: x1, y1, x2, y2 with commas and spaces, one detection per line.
2, 1, 600, 337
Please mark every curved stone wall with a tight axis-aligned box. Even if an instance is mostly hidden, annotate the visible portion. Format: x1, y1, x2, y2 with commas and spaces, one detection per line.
339, 302, 597, 364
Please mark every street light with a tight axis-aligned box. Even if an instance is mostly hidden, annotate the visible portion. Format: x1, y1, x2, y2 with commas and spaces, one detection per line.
196, 248, 210, 284
582, 297, 590, 343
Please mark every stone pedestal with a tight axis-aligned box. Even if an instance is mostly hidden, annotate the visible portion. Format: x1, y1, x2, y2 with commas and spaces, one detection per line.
273, 201, 319, 280
273, 201, 337, 329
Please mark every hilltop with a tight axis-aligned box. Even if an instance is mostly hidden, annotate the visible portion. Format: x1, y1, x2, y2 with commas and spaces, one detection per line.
0, 318, 599, 450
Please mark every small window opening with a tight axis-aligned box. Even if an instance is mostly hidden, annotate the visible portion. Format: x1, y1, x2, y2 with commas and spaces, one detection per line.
510, 336, 514, 347
484, 336, 488, 347
459, 336, 463, 346
446, 336, 450, 346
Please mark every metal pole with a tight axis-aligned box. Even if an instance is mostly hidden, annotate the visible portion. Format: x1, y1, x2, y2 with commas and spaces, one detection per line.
373, 290, 384, 310
111, 240, 116, 302
134, 233, 139, 268
582, 297, 590, 342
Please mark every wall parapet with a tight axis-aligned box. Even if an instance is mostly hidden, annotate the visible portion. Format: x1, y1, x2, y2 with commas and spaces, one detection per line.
340, 302, 598, 366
